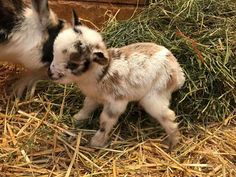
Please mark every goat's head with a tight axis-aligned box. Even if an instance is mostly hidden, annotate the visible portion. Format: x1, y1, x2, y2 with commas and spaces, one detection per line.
49, 10, 109, 84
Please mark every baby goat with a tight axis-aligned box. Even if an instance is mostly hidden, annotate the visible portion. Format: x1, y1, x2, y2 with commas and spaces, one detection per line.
49, 13, 185, 148
0, 0, 68, 97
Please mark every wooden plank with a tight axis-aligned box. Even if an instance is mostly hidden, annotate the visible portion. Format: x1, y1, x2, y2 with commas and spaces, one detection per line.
23, 0, 144, 28
49, 1, 143, 28
49, 0, 148, 5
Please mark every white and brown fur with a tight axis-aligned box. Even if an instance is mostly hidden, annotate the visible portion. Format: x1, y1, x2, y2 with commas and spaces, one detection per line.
49, 13, 185, 148
0, 0, 69, 98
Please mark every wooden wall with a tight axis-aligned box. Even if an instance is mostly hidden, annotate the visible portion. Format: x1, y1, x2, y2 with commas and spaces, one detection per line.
48, 0, 147, 29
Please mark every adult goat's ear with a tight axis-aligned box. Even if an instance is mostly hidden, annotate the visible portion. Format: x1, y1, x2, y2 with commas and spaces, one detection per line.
31, 0, 50, 27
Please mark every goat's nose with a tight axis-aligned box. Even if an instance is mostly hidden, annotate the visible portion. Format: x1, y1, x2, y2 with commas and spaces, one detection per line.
58, 73, 65, 78
48, 68, 64, 80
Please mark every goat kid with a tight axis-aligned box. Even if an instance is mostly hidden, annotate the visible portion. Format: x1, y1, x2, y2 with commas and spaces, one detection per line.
49, 12, 185, 148
0, 0, 69, 98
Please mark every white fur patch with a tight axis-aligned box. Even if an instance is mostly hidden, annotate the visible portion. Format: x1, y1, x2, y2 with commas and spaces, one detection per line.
78, 26, 103, 46
0, 8, 45, 69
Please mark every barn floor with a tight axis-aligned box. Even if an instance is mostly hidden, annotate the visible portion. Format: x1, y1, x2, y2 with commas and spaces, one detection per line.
0, 65, 236, 176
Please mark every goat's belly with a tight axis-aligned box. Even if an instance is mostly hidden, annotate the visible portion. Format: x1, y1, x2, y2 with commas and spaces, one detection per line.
112, 85, 151, 101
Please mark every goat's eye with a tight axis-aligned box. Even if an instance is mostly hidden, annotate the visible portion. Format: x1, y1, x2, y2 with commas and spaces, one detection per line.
70, 52, 81, 61
66, 62, 78, 70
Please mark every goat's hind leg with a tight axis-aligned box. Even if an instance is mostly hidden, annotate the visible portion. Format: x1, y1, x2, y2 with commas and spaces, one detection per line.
140, 93, 180, 149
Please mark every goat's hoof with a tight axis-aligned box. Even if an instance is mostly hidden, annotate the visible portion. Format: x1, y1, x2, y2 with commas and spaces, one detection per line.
168, 132, 181, 151
89, 136, 107, 148
73, 112, 89, 121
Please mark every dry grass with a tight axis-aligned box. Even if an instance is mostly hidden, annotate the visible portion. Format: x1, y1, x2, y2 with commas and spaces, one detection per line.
1, 0, 236, 176
0, 65, 236, 176
0, 75, 236, 176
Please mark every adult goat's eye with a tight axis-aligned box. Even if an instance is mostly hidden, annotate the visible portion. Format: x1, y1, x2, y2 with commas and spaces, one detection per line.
66, 62, 78, 70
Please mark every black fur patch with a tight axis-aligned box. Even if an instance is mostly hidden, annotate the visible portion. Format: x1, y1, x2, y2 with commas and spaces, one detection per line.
68, 59, 91, 76
12, 0, 24, 12
41, 20, 65, 64
82, 59, 91, 72
74, 41, 83, 52
0, 0, 25, 43
75, 59, 91, 75
67, 61, 79, 70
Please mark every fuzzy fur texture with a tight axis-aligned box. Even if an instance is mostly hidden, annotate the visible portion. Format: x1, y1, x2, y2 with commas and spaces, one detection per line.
50, 23, 185, 148
0, 0, 69, 97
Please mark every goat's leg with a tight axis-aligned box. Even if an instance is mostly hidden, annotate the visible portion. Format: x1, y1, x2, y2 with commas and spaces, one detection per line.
90, 100, 128, 147
73, 97, 99, 121
140, 92, 180, 149
13, 68, 48, 99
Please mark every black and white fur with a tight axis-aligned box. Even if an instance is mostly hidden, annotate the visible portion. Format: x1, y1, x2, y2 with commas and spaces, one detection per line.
0, 0, 68, 98
49, 12, 185, 149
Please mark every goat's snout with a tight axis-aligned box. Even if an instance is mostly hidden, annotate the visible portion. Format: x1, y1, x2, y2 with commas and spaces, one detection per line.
48, 67, 64, 80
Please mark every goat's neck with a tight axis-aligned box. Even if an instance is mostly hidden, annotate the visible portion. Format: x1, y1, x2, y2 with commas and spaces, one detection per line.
75, 64, 105, 98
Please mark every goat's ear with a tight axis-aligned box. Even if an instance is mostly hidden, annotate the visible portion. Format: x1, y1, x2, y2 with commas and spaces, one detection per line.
31, 0, 50, 27
72, 9, 82, 27
92, 51, 109, 65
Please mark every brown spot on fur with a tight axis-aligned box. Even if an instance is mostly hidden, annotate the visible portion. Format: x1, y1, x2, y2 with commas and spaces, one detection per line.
100, 122, 106, 132
94, 44, 101, 50
104, 104, 121, 118
119, 43, 165, 58
114, 94, 126, 100
62, 49, 67, 54
108, 48, 122, 60
98, 62, 110, 81
109, 71, 121, 85
100, 71, 122, 95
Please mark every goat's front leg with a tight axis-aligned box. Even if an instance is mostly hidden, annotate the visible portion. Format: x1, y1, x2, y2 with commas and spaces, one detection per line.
73, 97, 99, 121
90, 100, 128, 147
